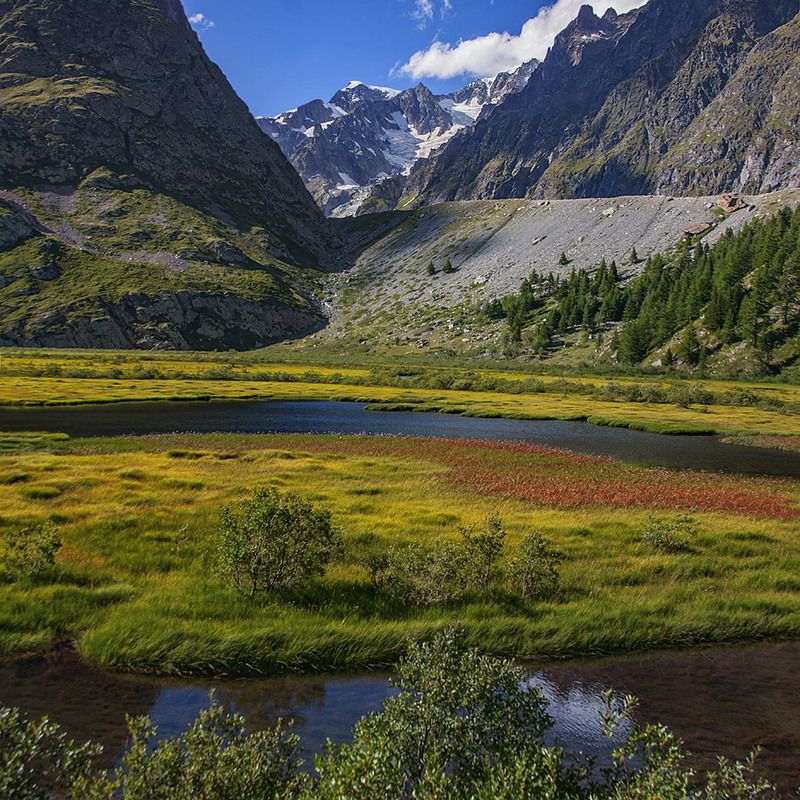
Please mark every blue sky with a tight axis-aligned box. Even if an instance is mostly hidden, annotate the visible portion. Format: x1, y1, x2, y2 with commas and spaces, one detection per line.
181, 0, 643, 118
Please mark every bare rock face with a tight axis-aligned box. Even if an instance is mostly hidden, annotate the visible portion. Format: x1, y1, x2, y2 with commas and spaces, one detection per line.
394, 0, 800, 206
0, 199, 38, 249
3, 291, 324, 351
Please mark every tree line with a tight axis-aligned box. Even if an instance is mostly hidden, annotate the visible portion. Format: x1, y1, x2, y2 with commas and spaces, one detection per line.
488, 205, 800, 372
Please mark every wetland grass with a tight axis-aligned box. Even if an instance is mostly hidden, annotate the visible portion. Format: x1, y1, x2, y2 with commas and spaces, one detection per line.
0, 432, 799, 674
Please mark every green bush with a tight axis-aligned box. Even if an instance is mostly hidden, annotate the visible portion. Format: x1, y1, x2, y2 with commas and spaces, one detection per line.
0, 704, 99, 800
641, 513, 698, 553
505, 531, 561, 599
369, 517, 507, 605
2, 521, 62, 581
1, 632, 775, 800
216, 487, 341, 596
80, 698, 306, 800
368, 539, 469, 606
312, 629, 580, 800
459, 515, 506, 592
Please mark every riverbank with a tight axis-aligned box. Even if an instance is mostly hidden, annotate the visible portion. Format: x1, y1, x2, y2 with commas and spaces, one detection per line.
1, 430, 798, 674
1, 350, 800, 438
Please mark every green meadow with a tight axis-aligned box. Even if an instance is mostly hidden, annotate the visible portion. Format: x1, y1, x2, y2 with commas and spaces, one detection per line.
1, 429, 799, 675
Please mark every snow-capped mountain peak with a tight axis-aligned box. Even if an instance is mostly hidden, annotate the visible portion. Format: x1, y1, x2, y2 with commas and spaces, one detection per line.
257, 59, 538, 217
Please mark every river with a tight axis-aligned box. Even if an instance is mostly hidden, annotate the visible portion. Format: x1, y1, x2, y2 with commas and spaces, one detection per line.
1, 399, 799, 477
2, 642, 798, 795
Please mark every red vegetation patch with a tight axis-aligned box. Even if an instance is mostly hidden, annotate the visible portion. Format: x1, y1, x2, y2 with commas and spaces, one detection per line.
270, 435, 799, 520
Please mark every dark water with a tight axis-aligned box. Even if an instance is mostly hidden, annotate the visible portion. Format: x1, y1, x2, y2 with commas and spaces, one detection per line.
2, 643, 798, 796
1, 399, 799, 477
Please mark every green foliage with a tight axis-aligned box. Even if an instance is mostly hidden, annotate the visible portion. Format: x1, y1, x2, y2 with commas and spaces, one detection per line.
79, 696, 306, 800
459, 515, 506, 592
599, 692, 773, 800
370, 517, 508, 604
506, 531, 561, 599
312, 629, 580, 800
490, 204, 800, 373
0, 704, 100, 800
2, 521, 61, 581
641, 513, 698, 553
0, 634, 777, 800
368, 539, 470, 606
216, 487, 340, 596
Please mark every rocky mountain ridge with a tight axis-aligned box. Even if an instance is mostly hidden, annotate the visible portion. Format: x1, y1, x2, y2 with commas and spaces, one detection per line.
379, 0, 800, 210
258, 62, 536, 217
0, 0, 335, 349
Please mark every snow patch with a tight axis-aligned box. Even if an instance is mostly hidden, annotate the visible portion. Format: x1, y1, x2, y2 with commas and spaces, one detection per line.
344, 80, 401, 99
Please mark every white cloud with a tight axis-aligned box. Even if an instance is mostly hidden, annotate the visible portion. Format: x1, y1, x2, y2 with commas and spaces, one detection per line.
412, 0, 434, 27
188, 12, 215, 33
399, 0, 644, 81
411, 0, 451, 29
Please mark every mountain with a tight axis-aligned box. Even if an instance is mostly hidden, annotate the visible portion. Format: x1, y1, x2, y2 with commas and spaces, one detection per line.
258, 62, 536, 217
0, 0, 336, 349
384, 0, 800, 209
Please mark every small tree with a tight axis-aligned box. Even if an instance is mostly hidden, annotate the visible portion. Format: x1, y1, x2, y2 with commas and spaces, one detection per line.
2, 521, 61, 581
641, 513, 697, 553
506, 531, 561, 599
558, 251, 569, 266
427, 261, 436, 276
459, 515, 506, 592
216, 487, 340, 595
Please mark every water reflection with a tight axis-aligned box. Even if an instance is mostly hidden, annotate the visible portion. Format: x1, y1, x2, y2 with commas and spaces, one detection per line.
2, 642, 798, 796
1, 399, 800, 477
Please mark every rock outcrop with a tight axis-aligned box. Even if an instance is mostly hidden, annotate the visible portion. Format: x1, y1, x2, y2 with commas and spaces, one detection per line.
1, 291, 324, 350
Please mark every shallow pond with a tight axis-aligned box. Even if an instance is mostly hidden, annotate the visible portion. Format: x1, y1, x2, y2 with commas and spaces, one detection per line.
1, 399, 799, 477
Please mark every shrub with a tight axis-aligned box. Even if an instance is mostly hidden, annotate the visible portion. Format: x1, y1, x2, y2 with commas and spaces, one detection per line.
368, 539, 469, 606
505, 531, 561, 599
0, 704, 99, 800
641, 513, 698, 553
459, 515, 506, 592
599, 691, 773, 800
81, 697, 307, 800
369, 517, 509, 606
2, 521, 61, 581
216, 487, 340, 596
4, 637, 774, 800
312, 629, 584, 800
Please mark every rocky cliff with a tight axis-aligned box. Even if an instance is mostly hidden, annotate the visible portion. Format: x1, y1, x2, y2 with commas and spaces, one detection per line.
0, 0, 335, 349
391, 0, 800, 207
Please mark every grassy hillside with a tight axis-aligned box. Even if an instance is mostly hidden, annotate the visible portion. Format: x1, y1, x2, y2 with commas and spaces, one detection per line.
0, 180, 327, 349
